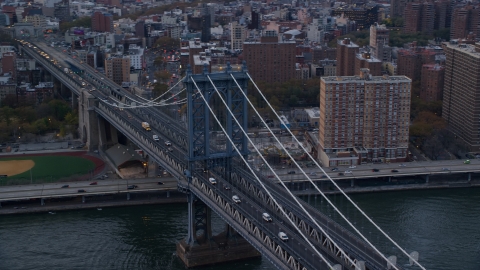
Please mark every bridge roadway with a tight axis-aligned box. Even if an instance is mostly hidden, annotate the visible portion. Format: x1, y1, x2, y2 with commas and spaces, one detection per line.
22, 40, 403, 269
0, 178, 177, 202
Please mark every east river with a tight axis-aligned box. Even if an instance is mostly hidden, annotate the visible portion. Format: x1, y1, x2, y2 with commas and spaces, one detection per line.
1, 187, 479, 270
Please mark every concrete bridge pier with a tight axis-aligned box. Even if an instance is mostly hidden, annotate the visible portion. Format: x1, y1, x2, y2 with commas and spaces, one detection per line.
351, 178, 355, 187
41, 198, 45, 206
176, 193, 260, 268
425, 175, 429, 183
78, 91, 99, 150
468, 173, 471, 182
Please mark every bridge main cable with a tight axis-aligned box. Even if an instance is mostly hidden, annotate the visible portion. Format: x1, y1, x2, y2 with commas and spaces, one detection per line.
243, 72, 426, 270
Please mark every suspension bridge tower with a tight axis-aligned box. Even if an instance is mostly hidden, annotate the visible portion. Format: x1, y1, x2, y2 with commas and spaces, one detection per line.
176, 62, 261, 267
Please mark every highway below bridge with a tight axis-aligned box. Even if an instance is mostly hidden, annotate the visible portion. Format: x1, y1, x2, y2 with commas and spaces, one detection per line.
13, 39, 447, 269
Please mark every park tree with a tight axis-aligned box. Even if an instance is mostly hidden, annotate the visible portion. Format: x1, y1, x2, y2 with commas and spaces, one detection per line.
155, 70, 171, 84
59, 16, 92, 33
0, 106, 14, 127
48, 100, 72, 121
423, 135, 444, 160
153, 36, 180, 51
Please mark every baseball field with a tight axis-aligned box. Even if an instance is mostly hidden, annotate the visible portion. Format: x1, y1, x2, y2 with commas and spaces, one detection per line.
0, 152, 105, 185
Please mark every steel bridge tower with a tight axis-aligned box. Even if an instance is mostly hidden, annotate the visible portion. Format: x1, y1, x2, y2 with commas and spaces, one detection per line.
177, 63, 260, 267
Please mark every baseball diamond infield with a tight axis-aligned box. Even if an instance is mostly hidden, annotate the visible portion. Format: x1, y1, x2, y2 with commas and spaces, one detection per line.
0, 160, 35, 176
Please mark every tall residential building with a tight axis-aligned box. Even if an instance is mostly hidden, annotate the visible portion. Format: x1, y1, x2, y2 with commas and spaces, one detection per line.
92, 12, 114, 33
442, 41, 480, 151
54, 0, 70, 23
404, 2, 435, 35
450, 5, 480, 40
230, 21, 245, 51
336, 38, 359, 76
397, 49, 421, 81
319, 69, 411, 166
369, 23, 391, 61
420, 64, 445, 102
105, 56, 130, 85
200, 14, 211, 43
242, 31, 296, 84
390, 0, 410, 18
1, 51, 16, 79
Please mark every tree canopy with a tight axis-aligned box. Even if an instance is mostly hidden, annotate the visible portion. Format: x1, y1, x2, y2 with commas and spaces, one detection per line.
59, 16, 92, 33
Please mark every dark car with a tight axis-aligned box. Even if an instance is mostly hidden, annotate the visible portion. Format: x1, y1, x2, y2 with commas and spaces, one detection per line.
331, 167, 339, 172
321, 175, 328, 178
391, 169, 399, 173
224, 185, 231, 190
89, 182, 97, 185
287, 171, 295, 174
338, 172, 344, 176
127, 185, 138, 190
372, 169, 380, 172
77, 189, 86, 193
157, 181, 164, 185
61, 184, 69, 188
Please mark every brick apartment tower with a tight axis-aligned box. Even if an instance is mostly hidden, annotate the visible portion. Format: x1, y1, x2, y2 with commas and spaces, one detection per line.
319, 69, 411, 166
242, 31, 296, 84
397, 49, 422, 81
450, 5, 480, 40
336, 38, 359, 76
105, 56, 130, 85
420, 64, 445, 102
1, 51, 16, 79
404, 2, 435, 35
442, 41, 480, 151
92, 11, 114, 33
369, 23, 389, 61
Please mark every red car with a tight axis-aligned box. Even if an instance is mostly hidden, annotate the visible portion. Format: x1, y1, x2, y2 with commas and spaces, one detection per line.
89, 182, 98, 185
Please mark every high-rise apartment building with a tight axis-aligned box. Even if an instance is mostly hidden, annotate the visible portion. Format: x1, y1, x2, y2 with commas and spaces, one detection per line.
230, 21, 245, 51
442, 41, 480, 151
54, 0, 70, 23
336, 38, 359, 76
369, 23, 391, 61
404, 2, 435, 35
420, 64, 444, 102
242, 31, 296, 84
92, 11, 114, 33
450, 5, 480, 40
319, 69, 411, 166
1, 51, 16, 79
105, 56, 130, 85
397, 49, 421, 81
390, 0, 411, 18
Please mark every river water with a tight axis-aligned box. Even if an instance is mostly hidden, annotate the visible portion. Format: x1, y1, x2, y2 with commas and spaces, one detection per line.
1, 187, 479, 270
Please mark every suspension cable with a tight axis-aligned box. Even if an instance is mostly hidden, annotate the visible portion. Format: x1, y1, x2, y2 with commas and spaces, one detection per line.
245, 73, 425, 270
191, 76, 336, 268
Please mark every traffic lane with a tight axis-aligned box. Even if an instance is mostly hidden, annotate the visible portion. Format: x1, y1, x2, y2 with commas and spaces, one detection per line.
213, 179, 321, 269
0, 178, 173, 195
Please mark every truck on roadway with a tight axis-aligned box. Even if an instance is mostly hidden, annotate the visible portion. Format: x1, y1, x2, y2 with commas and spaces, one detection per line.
142, 122, 151, 131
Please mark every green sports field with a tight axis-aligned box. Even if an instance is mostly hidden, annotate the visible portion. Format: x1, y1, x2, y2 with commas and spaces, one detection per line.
0, 155, 95, 184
